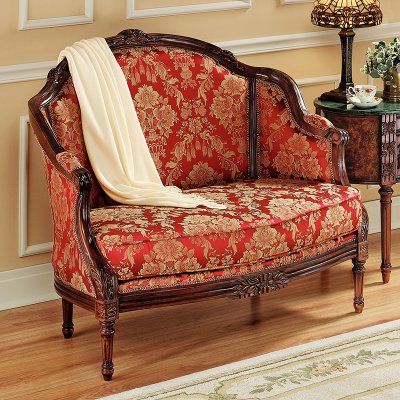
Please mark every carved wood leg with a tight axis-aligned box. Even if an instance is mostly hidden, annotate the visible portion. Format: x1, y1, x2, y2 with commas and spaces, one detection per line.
94, 274, 119, 381
62, 298, 74, 339
379, 185, 393, 284
100, 321, 115, 381
352, 206, 368, 314
352, 260, 365, 314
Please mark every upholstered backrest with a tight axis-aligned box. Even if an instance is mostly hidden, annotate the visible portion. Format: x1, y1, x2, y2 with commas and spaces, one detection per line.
256, 78, 333, 182
49, 45, 250, 199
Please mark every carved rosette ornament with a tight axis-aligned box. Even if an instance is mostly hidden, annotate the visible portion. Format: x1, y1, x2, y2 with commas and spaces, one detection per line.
213, 47, 245, 72
107, 29, 154, 48
233, 270, 288, 299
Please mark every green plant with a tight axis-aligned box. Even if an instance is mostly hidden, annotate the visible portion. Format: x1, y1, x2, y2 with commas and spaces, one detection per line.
362, 38, 400, 85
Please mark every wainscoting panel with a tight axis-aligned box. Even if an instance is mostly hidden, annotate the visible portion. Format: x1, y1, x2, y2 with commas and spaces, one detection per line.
297, 75, 339, 88
18, 0, 94, 30
19, 116, 53, 257
126, 0, 251, 19
281, 0, 313, 4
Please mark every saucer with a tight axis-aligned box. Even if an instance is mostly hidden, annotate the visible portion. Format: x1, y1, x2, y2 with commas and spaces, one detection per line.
348, 96, 382, 109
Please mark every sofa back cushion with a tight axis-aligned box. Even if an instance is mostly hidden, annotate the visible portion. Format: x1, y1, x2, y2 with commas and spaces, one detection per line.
114, 46, 249, 188
49, 45, 250, 195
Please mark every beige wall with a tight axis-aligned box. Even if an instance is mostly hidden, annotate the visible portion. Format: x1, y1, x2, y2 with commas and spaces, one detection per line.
1, 0, 399, 272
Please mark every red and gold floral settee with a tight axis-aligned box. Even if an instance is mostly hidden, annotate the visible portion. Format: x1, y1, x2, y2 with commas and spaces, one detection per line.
29, 30, 368, 381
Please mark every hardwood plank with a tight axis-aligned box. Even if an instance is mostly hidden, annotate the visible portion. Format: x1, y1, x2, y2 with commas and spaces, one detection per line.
1, 230, 399, 400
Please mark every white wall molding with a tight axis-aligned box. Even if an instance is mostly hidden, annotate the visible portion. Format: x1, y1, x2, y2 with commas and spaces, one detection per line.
216, 22, 400, 55
2, 22, 400, 84
296, 74, 340, 88
0, 61, 56, 84
0, 263, 57, 311
281, 0, 312, 4
126, 0, 251, 19
18, 0, 94, 30
19, 115, 53, 257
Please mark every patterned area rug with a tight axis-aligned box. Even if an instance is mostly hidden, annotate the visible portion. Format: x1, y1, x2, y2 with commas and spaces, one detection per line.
100, 320, 400, 400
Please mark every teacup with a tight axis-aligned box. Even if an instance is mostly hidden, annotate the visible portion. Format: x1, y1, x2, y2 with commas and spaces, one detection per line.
347, 85, 377, 103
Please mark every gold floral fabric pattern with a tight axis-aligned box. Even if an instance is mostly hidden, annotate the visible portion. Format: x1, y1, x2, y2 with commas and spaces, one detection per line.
49, 79, 107, 208
304, 113, 333, 131
113, 46, 249, 188
55, 151, 83, 173
119, 233, 356, 292
90, 179, 362, 281
44, 45, 361, 297
44, 156, 95, 295
257, 79, 333, 182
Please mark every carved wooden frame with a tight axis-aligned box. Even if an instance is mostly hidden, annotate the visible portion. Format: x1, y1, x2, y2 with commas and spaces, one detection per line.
28, 29, 367, 381
379, 113, 398, 283
381, 114, 398, 186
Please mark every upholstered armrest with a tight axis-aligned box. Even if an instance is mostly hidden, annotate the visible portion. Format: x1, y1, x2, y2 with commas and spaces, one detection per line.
42, 152, 95, 295
29, 110, 117, 302
255, 70, 349, 186
55, 151, 84, 174
52, 150, 93, 193
53, 151, 97, 196
43, 150, 118, 301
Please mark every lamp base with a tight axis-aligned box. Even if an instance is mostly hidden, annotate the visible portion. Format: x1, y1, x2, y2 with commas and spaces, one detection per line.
319, 28, 355, 104
319, 87, 350, 104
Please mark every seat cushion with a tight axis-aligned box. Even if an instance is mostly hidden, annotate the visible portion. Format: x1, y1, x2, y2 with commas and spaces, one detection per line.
90, 179, 362, 281
118, 233, 357, 293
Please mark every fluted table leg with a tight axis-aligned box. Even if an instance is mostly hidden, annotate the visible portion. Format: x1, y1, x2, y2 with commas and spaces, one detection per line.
379, 185, 393, 284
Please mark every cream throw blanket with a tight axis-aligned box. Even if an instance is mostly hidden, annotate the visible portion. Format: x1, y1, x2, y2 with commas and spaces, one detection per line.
58, 38, 225, 209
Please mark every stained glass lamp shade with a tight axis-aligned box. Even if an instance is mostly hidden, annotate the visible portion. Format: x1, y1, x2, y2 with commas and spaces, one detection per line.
311, 0, 382, 103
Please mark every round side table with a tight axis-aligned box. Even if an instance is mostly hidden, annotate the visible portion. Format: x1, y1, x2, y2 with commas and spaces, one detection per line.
315, 98, 400, 283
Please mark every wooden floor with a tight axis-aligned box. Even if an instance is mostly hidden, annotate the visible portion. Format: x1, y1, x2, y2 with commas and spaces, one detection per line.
1, 230, 400, 400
